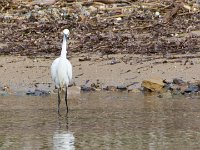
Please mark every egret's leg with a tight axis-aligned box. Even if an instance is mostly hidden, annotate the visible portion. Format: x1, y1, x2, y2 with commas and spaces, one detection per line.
65, 87, 68, 113
58, 88, 61, 115
65, 114, 69, 130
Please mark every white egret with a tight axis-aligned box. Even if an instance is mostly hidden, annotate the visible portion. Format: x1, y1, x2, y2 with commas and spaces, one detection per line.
51, 29, 72, 114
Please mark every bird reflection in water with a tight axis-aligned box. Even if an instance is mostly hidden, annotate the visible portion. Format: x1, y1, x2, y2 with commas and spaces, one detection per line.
53, 116, 75, 150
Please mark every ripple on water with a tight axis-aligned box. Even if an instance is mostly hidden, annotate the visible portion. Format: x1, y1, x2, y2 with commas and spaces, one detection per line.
1, 92, 200, 149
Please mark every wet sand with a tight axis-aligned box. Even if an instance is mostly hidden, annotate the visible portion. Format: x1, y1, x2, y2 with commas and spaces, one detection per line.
0, 53, 200, 94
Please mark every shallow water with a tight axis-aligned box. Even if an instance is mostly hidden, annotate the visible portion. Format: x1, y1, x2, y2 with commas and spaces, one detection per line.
1, 92, 200, 149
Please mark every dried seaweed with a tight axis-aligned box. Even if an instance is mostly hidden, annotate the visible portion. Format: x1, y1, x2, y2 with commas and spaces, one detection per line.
0, 0, 200, 56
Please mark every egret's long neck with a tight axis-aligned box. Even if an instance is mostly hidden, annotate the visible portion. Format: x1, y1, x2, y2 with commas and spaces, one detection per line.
60, 35, 68, 58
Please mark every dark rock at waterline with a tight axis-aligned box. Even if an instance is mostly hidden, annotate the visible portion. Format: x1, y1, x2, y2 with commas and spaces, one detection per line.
165, 79, 200, 95
184, 84, 199, 93
26, 89, 50, 96
81, 85, 95, 92
117, 85, 127, 91
80, 80, 101, 92
167, 82, 187, 94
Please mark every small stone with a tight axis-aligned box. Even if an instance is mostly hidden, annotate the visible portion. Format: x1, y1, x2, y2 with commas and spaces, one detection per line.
110, 59, 120, 65
79, 56, 91, 61
155, 11, 160, 17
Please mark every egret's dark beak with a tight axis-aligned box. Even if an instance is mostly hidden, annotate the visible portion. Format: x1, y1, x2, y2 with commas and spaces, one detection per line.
64, 34, 69, 40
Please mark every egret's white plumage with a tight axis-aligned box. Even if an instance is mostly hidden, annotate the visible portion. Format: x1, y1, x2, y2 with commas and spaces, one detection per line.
51, 29, 72, 114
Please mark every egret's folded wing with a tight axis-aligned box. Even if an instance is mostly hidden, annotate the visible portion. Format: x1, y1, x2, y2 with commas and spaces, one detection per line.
66, 59, 72, 82
51, 58, 60, 82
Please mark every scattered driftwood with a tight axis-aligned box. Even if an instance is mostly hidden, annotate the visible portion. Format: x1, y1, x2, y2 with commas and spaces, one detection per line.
94, 0, 131, 4
163, 3, 180, 23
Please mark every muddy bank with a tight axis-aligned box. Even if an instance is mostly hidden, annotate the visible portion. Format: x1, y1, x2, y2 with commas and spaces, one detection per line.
1, 53, 200, 96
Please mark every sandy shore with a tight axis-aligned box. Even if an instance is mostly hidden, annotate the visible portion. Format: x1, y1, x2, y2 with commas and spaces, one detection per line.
0, 53, 200, 95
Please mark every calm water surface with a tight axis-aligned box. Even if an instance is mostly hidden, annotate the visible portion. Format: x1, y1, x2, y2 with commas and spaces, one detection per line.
1, 92, 200, 150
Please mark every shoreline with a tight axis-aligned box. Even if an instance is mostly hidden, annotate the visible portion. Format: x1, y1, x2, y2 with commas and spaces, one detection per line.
1, 53, 200, 96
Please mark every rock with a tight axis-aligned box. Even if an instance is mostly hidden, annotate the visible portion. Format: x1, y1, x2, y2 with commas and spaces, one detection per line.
117, 85, 127, 91
169, 79, 199, 94
141, 77, 165, 92
91, 83, 100, 89
26, 89, 50, 96
173, 78, 186, 85
79, 56, 91, 61
103, 86, 117, 91
127, 82, 141, 93
81, 80, 101, 92
164, 81, 173, 90
184, 84, 199, 93
80, 85, 95, 92
168, 83, 188, 94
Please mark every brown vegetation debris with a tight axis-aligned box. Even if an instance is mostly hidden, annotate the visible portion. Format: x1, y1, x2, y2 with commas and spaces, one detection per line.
0, 0, 200, 56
